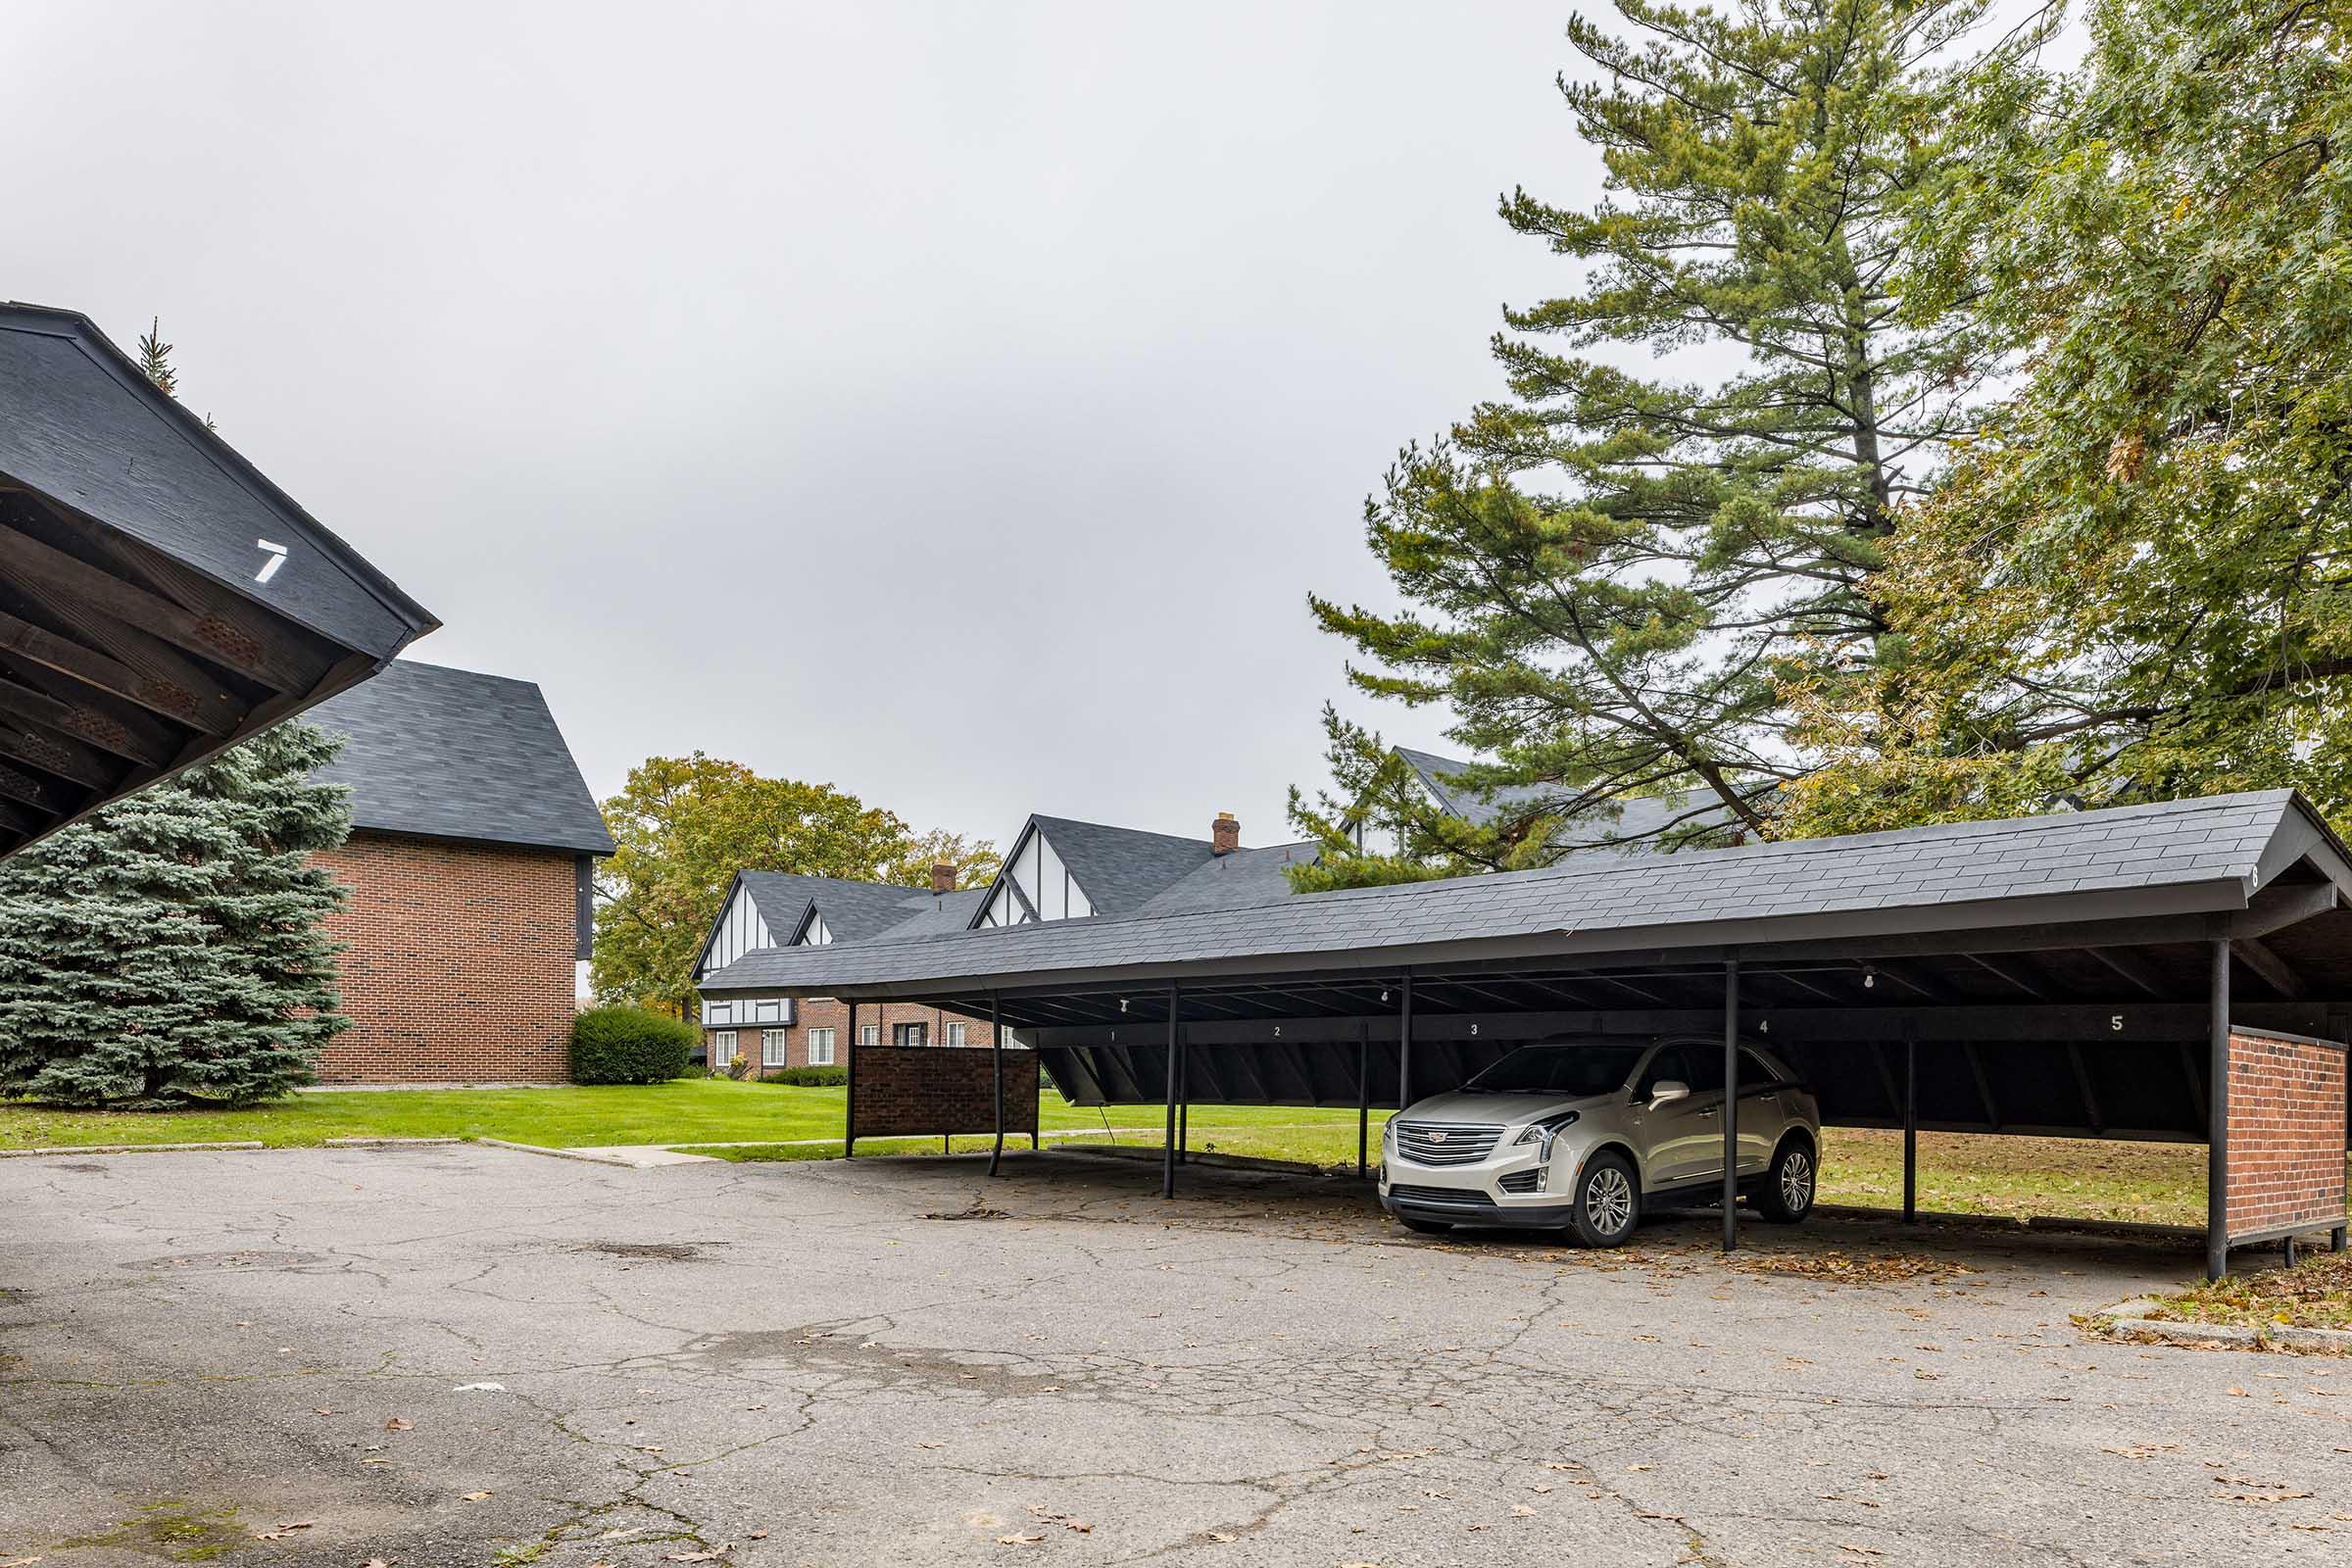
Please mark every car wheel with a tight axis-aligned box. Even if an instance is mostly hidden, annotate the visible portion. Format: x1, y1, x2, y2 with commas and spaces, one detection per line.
1567, 1152, 1641, 1248
1396, 1215, 1451, 1235
1757, 1137, 1816, 1223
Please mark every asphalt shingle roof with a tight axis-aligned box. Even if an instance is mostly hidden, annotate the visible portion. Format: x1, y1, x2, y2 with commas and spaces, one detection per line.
701, 792, 2344, 995
0, 303, 434, 654
1020, 815, 1221, 916
308, 660, 612, 855
736, 873, 989, 948
1133, 840, 1320, 917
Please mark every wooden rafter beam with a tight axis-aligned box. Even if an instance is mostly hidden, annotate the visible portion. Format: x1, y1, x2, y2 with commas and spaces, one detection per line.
0, 601, 240, 735
0, 520, 314, 693
2230, 936, 2306, 1001
2087, 946, 2169, 998
0, 758, 69, 812
1967, 953, 2049, 1000
0, 672, 174, 768
0, 722, 115, 790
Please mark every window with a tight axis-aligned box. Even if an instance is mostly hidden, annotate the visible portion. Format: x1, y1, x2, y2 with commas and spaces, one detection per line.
946, 1021, 967, 1048
761, 1028, 788, 1066
712, 1030, 737, 1068
1465, 1044, 1644, 1098
859, 1024, 879, 1050
893, 1022, 929, 1048
807, 1027, 836, 1065
1738, 1049, 1780, 1087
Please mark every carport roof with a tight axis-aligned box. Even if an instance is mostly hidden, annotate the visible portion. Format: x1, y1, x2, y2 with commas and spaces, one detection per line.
699, 790, 2352, 999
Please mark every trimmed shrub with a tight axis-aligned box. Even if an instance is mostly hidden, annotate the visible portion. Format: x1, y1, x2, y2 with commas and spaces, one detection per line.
760, 1065, 848, 1088
569, 1006, 697, 1085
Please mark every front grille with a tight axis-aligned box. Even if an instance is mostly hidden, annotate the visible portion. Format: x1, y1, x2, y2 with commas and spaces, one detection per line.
1394, 1120, 1503, 1165
1497, 1169, 1544, 1195
1387, 1183, 1497, 1208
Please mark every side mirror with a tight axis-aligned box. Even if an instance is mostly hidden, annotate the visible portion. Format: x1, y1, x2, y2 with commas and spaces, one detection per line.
1647, 1080, 1690, 1110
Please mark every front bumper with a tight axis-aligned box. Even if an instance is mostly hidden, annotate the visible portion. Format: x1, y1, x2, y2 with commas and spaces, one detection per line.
1381, 1184, 1573, 1229
1377, 1133, 1586, 1228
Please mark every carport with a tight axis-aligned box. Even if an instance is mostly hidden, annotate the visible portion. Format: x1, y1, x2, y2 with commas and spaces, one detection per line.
701, 791, 2352, 1279
0, 303, 435, 854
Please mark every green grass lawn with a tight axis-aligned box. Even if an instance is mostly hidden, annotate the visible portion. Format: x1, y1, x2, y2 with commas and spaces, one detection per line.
0, 1079, 1372, 1153
10, 1080, 2341, 1238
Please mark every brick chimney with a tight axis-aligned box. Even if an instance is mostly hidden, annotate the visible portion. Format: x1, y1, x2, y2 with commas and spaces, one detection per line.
931, 860, 956, 894
1210, 811, 1239, 857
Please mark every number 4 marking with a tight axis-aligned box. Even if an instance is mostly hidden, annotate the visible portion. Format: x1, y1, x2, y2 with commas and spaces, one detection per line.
254, 538, 288, 584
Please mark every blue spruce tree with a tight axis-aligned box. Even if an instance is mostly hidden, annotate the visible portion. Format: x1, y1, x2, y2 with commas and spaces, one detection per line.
0, 721, 352, 1106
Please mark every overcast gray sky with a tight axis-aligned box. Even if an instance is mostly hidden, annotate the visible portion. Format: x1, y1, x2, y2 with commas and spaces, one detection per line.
2, 3, 2062, 856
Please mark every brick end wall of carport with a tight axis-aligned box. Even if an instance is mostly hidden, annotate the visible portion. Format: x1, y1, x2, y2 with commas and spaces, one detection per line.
851, 1044, 1040, 1140
2225, 1029, 2349, 1241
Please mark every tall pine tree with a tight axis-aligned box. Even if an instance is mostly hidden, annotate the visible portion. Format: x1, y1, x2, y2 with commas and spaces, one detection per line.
0, 723, 353, 1107
1783, 0, 2352, 836
1297, 0, 2028, 883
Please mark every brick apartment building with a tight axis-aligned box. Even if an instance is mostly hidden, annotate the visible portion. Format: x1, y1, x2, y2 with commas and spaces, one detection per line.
307, 660, 612, 1083
691, 865, 1000, 1076
692, 811, 1319, 1074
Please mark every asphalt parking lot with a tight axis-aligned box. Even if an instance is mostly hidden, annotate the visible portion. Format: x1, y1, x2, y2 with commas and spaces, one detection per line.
0, 1145, 2345, 1567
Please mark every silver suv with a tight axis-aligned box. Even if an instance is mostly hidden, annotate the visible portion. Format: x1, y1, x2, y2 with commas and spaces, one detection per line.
1378, 1035, 1822, 1247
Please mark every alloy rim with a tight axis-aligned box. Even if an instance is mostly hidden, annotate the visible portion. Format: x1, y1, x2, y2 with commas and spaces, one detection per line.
1781, 1150, 1814, 1212
1586, 1166, 1634, 1235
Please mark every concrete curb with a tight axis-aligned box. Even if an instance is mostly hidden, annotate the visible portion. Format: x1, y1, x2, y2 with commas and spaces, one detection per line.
0, 1140, 268, 1158
2095, 1299, 2352, 1355
472, 1137, 638, 1167
321, 1137, 465, 1149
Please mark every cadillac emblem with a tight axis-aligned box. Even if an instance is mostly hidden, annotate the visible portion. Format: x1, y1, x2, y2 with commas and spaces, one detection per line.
1430, 1131, 1450, 1144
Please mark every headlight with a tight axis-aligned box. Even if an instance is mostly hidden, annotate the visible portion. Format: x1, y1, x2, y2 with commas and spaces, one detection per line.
1512, 1110, 1579, 1156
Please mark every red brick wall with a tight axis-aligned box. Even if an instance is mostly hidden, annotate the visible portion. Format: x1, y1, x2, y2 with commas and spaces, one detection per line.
850, 1043, 1040, 1140
312, 833, 578, 1084
706, 999, 995, 1080
2225, 1029, 2349, 1242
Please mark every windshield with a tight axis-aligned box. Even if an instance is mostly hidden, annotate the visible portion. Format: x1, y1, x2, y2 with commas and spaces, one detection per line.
1462, 1044, 1644, 1098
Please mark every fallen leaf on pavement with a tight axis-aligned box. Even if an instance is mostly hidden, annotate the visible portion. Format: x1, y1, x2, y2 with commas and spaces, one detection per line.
996, 1534, 1045, 1545
384, 1417, 413, 1431
461, 1491, 492, 1501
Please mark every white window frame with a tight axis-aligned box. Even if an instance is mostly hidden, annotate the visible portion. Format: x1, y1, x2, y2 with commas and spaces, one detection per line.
947, 1022, 967, 1047
859, 1023, 879, 1050
760, 1027, 788, 1066
712, 1030, 738, 1067
893, 1021, 929, 1048
807, 1027, 836, 1065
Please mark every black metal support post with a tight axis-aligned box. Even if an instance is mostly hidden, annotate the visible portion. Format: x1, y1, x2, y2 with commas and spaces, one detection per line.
2333, 1224, 2347, 1254
1398, 974, 1414, 1114
1177, 1044, 1189, 1165
2207, 936, 2230, 1283
1722, 954, 1740, 1253
1356, 1032, 1370, 1177
844, 999, 858, 1159
1902, 1030, 1918, 1225
1161, 983, 1180, 1200
987, 994, 1005, 1178
2285, 1234, 2300, 1268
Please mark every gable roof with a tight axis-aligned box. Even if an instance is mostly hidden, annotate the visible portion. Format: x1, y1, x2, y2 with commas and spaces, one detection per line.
702, 791, 2352, 998
0, 303, 433, 655
1133, 839, 1320, 917
974, 814, 1223, 924
0, 304, 437, 856
1393, 747, 1733, 846
719, 871, 990, 959
307, 660, 612, 855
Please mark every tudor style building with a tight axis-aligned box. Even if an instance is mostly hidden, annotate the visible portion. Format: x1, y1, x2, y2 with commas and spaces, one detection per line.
692, 812, 1320, 1072
307, 660, 612, 1083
